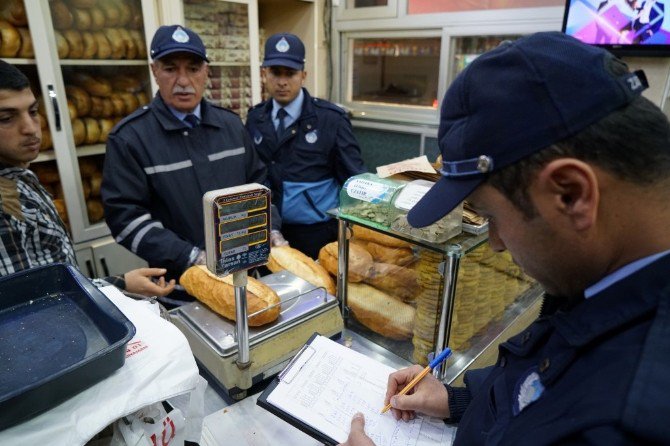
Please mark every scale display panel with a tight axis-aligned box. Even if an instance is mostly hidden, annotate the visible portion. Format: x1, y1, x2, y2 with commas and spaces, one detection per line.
204, 184, 271, 276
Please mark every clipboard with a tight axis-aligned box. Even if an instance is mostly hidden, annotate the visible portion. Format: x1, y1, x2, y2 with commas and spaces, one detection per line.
257, 332, 339, 446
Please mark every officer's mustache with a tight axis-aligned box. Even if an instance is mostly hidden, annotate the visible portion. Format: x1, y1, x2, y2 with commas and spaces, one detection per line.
173, 86, 196, 94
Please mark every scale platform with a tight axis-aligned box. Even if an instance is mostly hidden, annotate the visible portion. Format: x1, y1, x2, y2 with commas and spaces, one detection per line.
170, 271, 343, 398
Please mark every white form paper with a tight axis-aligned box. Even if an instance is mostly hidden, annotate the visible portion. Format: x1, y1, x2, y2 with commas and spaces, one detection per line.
267, 335, 456, 446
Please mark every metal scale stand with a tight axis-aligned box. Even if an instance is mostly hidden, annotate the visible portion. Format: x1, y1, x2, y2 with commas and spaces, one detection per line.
170, 184, 343, 399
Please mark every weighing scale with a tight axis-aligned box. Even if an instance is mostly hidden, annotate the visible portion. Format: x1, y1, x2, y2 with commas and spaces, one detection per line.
170, 184, 343, 399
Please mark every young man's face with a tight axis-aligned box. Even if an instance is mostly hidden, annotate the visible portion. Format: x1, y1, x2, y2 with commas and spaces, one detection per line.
151, 53, 208, 113
262, 66, 306, 106
0, 88, 41, 168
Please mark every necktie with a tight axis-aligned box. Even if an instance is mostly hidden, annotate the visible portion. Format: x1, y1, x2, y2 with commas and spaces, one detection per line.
276, 108, 288, 139
184, 114, 199, 128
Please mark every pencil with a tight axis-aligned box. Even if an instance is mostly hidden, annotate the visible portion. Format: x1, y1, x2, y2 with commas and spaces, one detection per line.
380, 347, 452, 414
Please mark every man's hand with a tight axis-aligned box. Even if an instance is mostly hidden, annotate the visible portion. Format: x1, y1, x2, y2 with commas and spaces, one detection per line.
124, 268, 176, 297
384, 365, 451, 421
338, 413, 376, 446
270, 229, 289, 247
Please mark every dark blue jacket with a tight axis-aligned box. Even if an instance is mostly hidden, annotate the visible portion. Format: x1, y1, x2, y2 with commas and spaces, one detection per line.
245, 89, 366, 225
101, 94, 270, 282
452, 253, 670, 445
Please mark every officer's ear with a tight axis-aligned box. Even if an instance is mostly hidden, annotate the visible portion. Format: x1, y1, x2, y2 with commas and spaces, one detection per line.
300, 70, 307, 84
261, 67, 268, 84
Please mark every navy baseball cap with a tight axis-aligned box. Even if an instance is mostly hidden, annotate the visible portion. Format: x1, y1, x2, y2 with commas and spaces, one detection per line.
150, 25, 209, 62
407, 31, 648, 228
262, 33, 305, 70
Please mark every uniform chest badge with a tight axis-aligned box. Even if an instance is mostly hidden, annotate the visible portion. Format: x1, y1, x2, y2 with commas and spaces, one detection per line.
512, 367, 545, 416
253, 130, 263, 145
305, 130, 318, 144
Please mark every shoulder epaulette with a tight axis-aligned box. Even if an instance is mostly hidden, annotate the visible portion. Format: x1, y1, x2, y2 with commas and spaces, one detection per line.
109, 105, 152, 135
311, 97, 346, 114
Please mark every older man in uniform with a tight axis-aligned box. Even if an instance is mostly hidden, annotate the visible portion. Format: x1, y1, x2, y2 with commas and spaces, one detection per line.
102, 25, 279, 303
246, 33, 366, 259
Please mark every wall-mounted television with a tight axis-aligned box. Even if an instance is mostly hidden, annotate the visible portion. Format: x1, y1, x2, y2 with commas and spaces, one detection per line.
562, 0, 670, 56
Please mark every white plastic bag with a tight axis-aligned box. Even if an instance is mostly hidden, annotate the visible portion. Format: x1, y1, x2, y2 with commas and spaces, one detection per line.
111, 402, 186, 446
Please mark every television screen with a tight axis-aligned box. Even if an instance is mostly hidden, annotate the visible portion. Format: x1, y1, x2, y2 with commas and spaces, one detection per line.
562, 0, 670, 55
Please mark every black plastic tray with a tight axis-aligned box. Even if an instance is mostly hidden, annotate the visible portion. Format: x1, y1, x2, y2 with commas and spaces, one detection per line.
0, 263, 136, 430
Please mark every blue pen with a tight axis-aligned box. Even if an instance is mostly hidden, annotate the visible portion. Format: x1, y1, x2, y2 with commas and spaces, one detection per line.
380, 347, 452, 414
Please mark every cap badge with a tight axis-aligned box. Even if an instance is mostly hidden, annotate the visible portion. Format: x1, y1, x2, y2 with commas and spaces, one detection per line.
477, 155, 493, 173
276, 37, 290, 53
172, 27, 190, 43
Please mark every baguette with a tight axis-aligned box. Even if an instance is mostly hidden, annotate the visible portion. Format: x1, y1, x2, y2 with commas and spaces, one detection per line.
347, 283, 415, 340
16, 27, 33, 58
352, 225, 412, 249
365, 262, 420, 303
318, 241, 372, 282
364, 241, 415, 266
0, 19, 20, 58
267, 246, 336, 295
180, 265, 281, 326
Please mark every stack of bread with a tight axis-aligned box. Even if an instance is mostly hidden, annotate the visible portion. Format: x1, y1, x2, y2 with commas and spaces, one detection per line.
0, 1, 31, 59
30, 156, 105, 225
64, 72, 149, 147
49, 0, 146, 60
267, 245, 336, 296
318, 226, 419, 341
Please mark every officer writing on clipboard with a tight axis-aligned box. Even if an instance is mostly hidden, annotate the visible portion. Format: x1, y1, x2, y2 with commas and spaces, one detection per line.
340, 32, 670, 445
245, 33, 367, 259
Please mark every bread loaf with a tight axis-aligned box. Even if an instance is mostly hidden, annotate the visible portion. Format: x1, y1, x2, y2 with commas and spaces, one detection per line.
118, 28, 137, 59
72, 8, 92, 30
347, 283, 415, 340
71, 118, 85, 145
66, 85, 91, 116
119, 92, 139, 114
73, 73, 112, 97
365, 262, 419, 303
89, 172, 102, 196
70, 0, 96, 8
0, 20, 20, 57
89, 8, 105, 29
83, 117, 100, 144
0, 0, 27, 26
267, 246, 336, 295
40, 127, 52, 151
67, 99, 78, 120
16, 27, 33, 58
364, 241, 415, 266
86, 199, 104, 222
81, 31, 97, 59
318, 241, 372, 282
50, 0, 73, 30
180, 265, 281, 326
352, 226, 412, 249
63, 29, 84, 59
98, 118, 114, 142
92, 31, 111, 59
103, 28, 125, 59
55, 31, 69, 59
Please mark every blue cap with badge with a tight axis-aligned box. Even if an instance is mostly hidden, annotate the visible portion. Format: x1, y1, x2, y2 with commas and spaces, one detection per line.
407, 31, 648, 228
150, 24, 209, 62
262, 33, 305, 70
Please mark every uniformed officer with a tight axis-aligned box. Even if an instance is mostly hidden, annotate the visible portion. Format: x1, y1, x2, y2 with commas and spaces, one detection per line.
246, 33, 367, 259
101, 25, 281, 304
340, 32, 670, 446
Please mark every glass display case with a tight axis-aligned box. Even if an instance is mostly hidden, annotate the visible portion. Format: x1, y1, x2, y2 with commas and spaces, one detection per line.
448, 34, 524, 84
333, 213, 543, 383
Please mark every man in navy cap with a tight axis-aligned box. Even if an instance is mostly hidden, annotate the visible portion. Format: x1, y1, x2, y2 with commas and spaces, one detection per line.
101, 25, 278, 305
246, 33, 367, 259
340, 31, 670, 445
